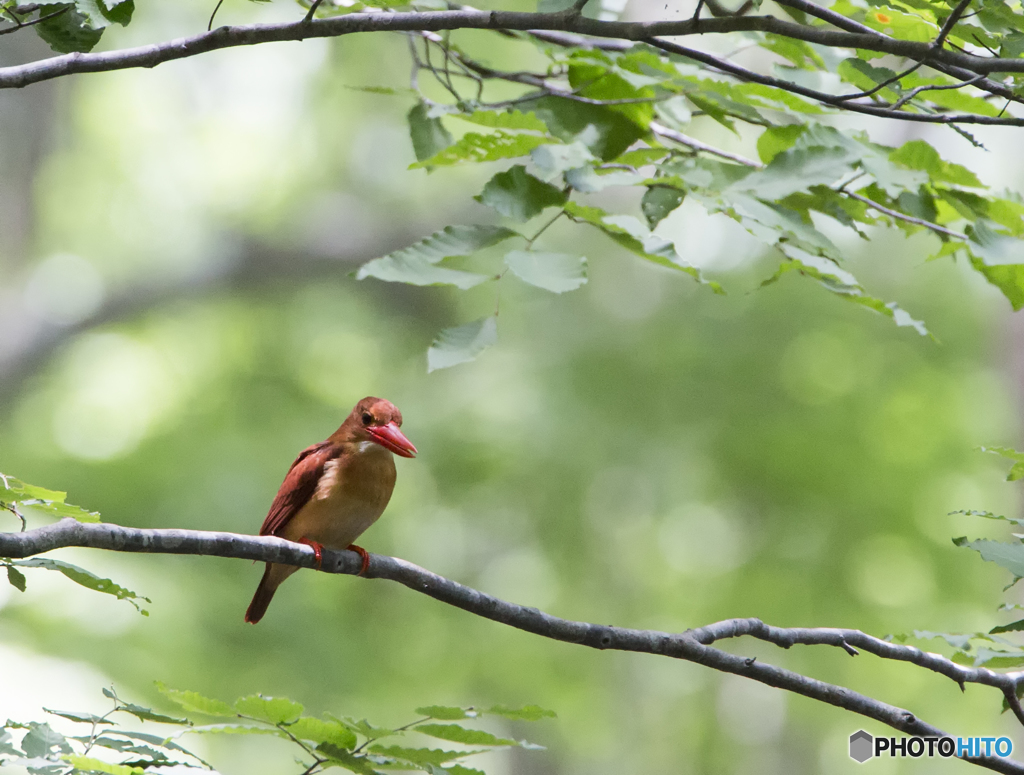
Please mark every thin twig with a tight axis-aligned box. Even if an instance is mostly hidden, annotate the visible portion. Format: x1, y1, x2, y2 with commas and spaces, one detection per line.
207, 0, 225, 32
841, 189, 966, 239
649, 121, 761, 167
304, 0, 324, 23
891, 73, 984, 110
0, 4, 68, 37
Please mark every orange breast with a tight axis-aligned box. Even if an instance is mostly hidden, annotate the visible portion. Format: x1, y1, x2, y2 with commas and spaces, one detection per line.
281, 444, 397, 549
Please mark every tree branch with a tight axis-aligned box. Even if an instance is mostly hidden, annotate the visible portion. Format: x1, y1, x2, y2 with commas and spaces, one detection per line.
4, 7, 1024, 95
2, 518, 1023, 774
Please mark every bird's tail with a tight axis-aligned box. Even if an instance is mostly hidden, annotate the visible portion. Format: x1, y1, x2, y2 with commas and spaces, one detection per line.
245, 564, 278, 624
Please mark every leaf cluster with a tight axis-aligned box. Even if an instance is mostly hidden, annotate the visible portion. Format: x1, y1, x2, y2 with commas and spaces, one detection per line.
1, 473, 150, 613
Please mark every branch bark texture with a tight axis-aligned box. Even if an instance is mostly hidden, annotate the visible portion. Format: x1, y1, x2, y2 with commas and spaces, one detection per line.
3, 7, 1024, 94
2, 518, 1023, 774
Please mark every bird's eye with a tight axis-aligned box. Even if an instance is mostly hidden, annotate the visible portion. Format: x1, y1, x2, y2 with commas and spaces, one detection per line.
362, 412, 373, 426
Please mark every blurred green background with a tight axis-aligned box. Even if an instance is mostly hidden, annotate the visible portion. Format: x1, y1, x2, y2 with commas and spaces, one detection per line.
2, 2, 1024, 773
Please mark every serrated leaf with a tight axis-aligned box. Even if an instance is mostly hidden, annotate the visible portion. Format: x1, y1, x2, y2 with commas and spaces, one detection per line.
42, 709, 112, 725
368, 745, 475, 765
427, 317, 498, 373
155, 683, 235, 718
116, 701, 191, 726
357, 225, 518, 289
64, 754, 142, 775
641, 186, 685, 228
412, 132, 548, 168
953, 537, 1024, 578
234, 695, 303, 725
979, 445, 1024, 480
408, 103, 454, 164
415, 724, 516, 747
6, 565, 26, 592
475, 166, 566, 222
317, 744, 379, 774
0, 474, 101, 523
286, 717, 357, 749
485, 705, 556, 721
950, 508, 1024, 527
505, 251, 587, 293
10, 558, 148, 612
414, 706, 474, 721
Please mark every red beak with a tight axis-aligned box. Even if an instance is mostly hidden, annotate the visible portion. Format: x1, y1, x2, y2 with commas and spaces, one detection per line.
367, 422, 417, 458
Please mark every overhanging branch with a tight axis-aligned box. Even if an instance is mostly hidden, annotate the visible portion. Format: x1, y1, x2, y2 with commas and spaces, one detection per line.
3, 6, 1024, 98
1, 518, 1022, 774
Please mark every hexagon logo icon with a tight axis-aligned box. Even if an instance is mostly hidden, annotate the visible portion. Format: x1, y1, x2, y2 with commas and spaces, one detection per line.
850, 730, 873, 763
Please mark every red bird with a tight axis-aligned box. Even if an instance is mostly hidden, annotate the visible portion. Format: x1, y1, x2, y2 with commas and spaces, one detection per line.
245, 397, 417, 624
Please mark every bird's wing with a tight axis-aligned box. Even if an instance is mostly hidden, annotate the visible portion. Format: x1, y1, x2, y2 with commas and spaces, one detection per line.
258, 441, 339, 537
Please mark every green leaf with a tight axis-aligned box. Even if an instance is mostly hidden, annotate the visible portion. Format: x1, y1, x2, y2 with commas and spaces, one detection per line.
234, 695, 303, 725
756, 126, 804, 165
529, 142, 596, 177
286, 717, 357, 749
155, 683, 236, 718
10, 558, 149, 612
953, 536, 1024, 578
414, 706, 474, 721
408, 103, 454, 164
890, 140, 983, 188
21, 723, 71, 758
485, 705, 557, 721
43, 709, 112, 725
991, 619, 1024, 634
415, 724, 515, 747
522, 95, 648, 160
731, 146, 857, 201
641, 186, 685, 228
333, 715, 395, 741
64, 755, 142, 775
6, 565, 26, 592
34, 4, 104, 53
949, 508, 1024, 527
980, 445, 1024, 480
563, 201, 718, 291
356, 225, 518, 289
114, 701, 191, 726
368, 745, 474, 765
427, 317, 498, 373
475, 166, 567, 222
411, 132, 549, 168
75, 0, 134, 27
452, 111, 548, 132
176, 723, 282, 737
504, 250, 587, 293
0, 474, 101, 523
317, 744, 378, 774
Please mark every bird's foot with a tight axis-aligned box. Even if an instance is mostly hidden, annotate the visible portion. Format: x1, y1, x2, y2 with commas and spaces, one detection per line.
298, 537, 324, 569
347, 544, 370, 576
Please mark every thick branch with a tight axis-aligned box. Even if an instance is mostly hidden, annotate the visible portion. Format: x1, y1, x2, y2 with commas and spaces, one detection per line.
1, 518, 1022, 774
4, 7, 1024, 93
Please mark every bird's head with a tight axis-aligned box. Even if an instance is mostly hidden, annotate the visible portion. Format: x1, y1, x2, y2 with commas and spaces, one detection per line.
339, 397, 417, 458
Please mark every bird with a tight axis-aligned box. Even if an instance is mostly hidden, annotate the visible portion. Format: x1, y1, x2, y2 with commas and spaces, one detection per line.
244, 396, 417, 624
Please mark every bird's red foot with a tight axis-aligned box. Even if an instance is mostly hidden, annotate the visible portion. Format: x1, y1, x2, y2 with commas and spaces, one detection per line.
298, 537, 324, 569
347, 544, 370, 576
